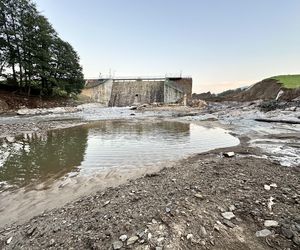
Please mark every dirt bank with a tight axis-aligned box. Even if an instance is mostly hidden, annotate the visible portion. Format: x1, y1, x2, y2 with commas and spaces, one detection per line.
0, 90, 77, 114
0, 141, 299, 250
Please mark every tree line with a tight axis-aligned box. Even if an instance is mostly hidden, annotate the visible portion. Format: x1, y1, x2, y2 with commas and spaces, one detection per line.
0, 0, 84, 96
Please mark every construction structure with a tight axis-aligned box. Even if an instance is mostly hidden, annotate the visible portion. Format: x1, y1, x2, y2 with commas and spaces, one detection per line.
80, 76, 192, 107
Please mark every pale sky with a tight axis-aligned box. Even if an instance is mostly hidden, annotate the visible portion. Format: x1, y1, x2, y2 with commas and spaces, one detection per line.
35, 0, 300, 93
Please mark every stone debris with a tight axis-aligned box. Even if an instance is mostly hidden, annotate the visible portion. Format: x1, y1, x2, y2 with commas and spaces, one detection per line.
223, 152, 235, 157
119, 234, 127, 242
256, 229, 272, 237
103, 200, 110, 207
127, 236, 139, 245
264, 220, 279, 227
112, 241, 123, 249
194, 193, 204, 199
264, 184, 271, 191
186, 234, 193, 240
229, 205, 236, 211
221, 212, 235, 220
267, 197, 275, 212
6, 236, 12, 245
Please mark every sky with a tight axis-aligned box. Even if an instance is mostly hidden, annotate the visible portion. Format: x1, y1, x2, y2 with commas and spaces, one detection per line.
34, 0, 300, 93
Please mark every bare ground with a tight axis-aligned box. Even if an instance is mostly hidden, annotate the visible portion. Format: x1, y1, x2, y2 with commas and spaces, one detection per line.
0, 141, 299, 250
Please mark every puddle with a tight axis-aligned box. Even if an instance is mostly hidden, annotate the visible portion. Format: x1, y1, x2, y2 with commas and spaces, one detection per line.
0, 120, 239, 191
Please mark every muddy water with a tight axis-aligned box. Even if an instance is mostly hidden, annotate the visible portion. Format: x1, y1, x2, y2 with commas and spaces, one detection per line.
0, 120, 239, 191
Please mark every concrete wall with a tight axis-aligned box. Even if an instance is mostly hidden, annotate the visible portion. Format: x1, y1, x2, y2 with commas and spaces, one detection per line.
80, 79, 113, 105
109, 80, 164, 107
81, 77, 192, 106
168, 78, 193, 97
164, 82, 184, 103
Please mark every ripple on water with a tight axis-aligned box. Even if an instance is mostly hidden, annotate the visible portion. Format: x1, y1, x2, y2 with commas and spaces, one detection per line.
0, 120, 239, 190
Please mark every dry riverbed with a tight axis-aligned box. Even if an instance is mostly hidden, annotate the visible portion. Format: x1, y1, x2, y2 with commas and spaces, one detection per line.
0, 101, 299, 249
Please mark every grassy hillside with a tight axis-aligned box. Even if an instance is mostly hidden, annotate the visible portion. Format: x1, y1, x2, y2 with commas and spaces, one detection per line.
271, 75, 300, 89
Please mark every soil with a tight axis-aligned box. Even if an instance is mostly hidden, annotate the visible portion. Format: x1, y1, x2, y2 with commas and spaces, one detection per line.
0, 90, 77, 113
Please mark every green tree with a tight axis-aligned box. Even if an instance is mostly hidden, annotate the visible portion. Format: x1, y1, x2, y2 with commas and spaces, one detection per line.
0, 0, 84, 96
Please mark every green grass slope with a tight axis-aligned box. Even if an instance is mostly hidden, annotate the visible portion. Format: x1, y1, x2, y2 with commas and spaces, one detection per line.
271, 75, 300, 89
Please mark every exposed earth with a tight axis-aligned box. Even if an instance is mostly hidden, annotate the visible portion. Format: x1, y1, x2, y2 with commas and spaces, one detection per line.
0, 100, 299, 250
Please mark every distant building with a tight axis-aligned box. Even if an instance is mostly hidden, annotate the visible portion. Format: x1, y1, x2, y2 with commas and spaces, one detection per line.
80, 76, 192, 107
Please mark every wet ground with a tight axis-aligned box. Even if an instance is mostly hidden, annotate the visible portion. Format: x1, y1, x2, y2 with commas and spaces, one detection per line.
0, 101, 299, 249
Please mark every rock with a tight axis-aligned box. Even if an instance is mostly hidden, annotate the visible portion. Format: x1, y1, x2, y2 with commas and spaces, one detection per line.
221, 212, 235, 220
165, 207, 171, 213
6, 136, 15, 143
223, 152, 235, 157
281, 227, 294, 239
6, 236, 12, 245
229, 205, 236, 211
200, 226, 207, 236
223, 219, 235, 228
264, 185, 271, 191
127, 236, 138, 245
157, 237, 164, 243
267, 197, 275, 212
186, 234, 193, 240
103, 200, 110, 207
270, 183, 277, 188
119, 234, 127, 242
129, 106, 137, 110
256, 229, 272, 237
293, 233, 300, 246
194, 193, 204, 199
49, 239, 55, 246
112, 241, 123, 249
26, 226, 37, 236
264, 220, 279, 227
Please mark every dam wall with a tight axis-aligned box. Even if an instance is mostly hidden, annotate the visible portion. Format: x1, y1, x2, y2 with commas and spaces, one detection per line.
109, 80, 164, 107
81, 77, 192, 107
80, 79, 113, 105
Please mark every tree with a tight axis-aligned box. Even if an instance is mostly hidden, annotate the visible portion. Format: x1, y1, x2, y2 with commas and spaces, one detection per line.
0, 0, 85, 96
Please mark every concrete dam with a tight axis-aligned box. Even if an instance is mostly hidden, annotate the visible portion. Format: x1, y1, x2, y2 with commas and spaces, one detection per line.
81, 77, 192, 107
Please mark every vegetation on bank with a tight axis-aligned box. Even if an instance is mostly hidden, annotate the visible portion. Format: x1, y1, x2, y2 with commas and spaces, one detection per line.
0, 0, 84, 97
271, 75, 300, 89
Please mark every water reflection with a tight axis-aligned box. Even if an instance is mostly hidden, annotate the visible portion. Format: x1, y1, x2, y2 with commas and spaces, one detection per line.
0, 127, 88, 190
0, 120, 239, 191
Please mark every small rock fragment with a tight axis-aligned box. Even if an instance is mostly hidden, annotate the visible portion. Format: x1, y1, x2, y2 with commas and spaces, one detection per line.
49, 239, 55, 246
281, 227, 293, 239
157, 237, 164, 243
112, 241, 123, 250
223, 219, 235, 228
223, 152, 235, 157
221, 212, 235, 220
264, 185, 271, 191
165, 207, 171, 213
270, 183, 277, 188
293, 233, 300, 246
103, 200, 110, 207
127, 236, 139, 245
256, 229, 272, 237
119, 234, 127, 242
229, 205, 236, 211
6, 237, 12, 245
267, 197, 275, 212
186, 234, 193, 240
194, 193, 204, 199
200, 226, 207, 236
264, 220, 279, 227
